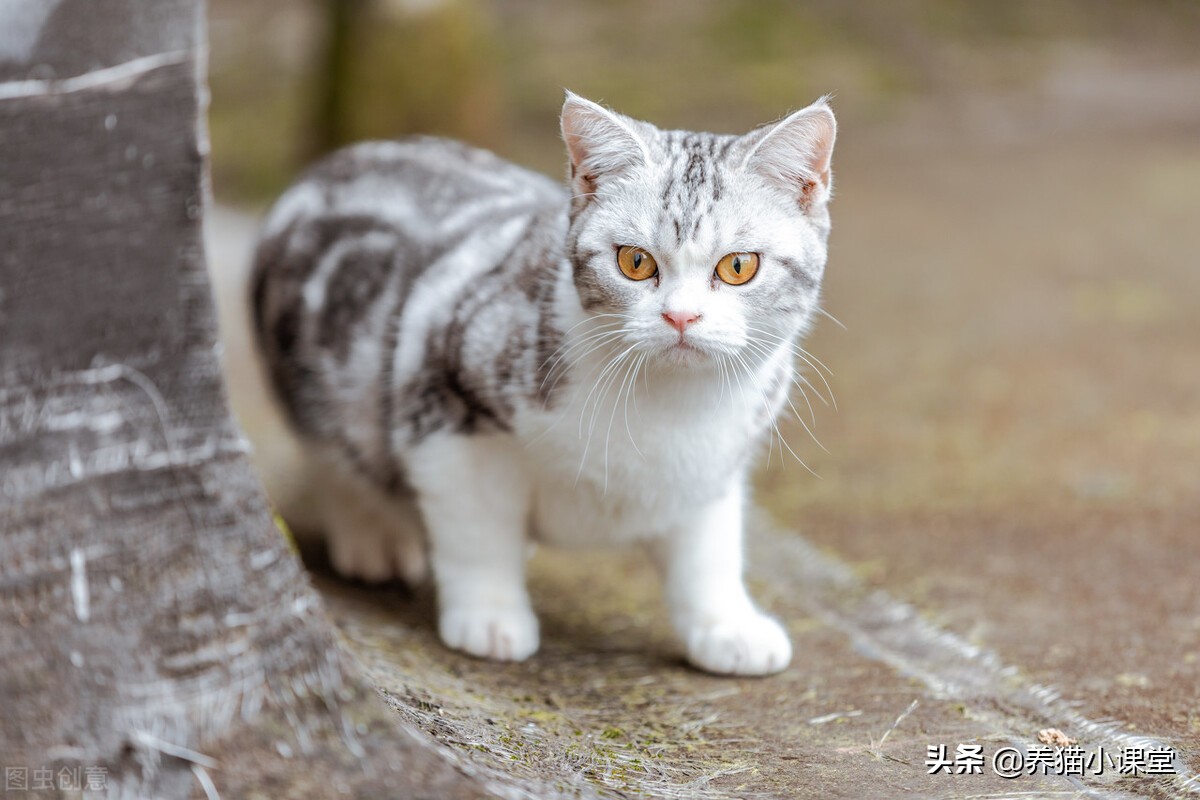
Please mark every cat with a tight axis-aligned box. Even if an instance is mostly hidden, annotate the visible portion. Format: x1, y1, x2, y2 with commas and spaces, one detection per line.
250, 92, 836, 676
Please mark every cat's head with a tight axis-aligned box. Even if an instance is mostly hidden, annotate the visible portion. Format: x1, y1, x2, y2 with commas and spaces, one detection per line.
561, 92, 835, 368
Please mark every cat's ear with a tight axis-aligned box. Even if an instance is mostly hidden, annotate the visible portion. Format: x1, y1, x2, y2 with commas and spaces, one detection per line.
742, 97, 837, 209
561, 91, 652, 199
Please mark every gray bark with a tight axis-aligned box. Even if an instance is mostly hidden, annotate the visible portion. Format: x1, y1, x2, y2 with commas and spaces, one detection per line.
0, 2, 490, 797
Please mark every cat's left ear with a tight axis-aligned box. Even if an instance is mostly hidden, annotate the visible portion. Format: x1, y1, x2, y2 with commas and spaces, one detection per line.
742, 97, 837, 209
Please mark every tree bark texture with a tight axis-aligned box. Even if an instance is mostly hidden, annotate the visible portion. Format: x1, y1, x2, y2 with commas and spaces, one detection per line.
0, 2, 491, 797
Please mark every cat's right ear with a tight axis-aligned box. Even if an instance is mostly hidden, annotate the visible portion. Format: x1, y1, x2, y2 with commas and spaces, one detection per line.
561, 91, 651, 200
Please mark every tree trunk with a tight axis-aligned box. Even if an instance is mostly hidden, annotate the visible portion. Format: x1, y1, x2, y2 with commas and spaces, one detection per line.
0, 1, 490, 796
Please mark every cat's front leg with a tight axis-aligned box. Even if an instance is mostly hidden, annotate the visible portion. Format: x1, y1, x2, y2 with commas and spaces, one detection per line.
409, 434, 538, 662
658, 482, 792, 676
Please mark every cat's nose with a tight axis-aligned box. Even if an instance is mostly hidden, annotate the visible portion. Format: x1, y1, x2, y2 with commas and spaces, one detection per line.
662, 310, 701, 333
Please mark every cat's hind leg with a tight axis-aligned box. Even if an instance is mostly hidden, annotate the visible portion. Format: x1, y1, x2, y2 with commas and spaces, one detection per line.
407, 433, 538, 662
312, 451, 429, 586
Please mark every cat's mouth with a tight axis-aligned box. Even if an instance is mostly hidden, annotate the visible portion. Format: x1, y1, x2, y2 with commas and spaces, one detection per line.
659, 337, 711, 365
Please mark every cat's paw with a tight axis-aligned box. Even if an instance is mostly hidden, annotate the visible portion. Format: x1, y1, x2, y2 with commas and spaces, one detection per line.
328, 523, 428, 585
439, 605, 540, 662
682, 612, 792, 676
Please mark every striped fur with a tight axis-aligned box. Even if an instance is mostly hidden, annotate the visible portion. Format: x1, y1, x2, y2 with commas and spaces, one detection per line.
253, 138, 567, 488
251, 95, 837, 675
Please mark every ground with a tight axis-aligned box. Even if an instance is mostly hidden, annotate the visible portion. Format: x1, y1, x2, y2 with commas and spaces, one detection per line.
209, 88, 1200, 799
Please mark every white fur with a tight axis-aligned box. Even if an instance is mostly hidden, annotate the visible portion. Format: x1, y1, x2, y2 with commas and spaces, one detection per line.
241, 97, 836, 676
266, 298, 799, 674
512, 296, 795, 674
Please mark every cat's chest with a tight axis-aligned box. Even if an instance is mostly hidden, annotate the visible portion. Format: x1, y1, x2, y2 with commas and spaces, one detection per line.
519, 388, 757, 546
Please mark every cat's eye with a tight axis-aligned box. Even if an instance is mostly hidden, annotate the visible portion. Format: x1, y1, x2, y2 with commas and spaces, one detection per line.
616, 246, 658, 281
715, 252, 760, 285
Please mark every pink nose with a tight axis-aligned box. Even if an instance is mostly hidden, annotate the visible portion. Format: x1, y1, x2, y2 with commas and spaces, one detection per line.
662, 310, 701, 333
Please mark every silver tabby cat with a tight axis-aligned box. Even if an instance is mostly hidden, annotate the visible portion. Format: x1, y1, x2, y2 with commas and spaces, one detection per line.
251, 92, 836, 675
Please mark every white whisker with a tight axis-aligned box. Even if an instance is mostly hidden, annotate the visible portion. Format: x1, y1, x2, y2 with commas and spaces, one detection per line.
729, 347, 819, 477
739, 338, 825, 449
603, 351, 644, 489
575, 343, 638, 484
816, 305, 847, 330
621, 353, 646, 461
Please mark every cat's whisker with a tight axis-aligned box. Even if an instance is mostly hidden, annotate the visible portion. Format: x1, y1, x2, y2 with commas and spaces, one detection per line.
727, 349, 779, 465
743, 324, 837, 410
542, 328, 623, 384
715, 357, 724, 407
589, 347, 639, 490
620, 353, 647, 461
744, 323, 835, 378
539, 315, 626, 368
791, 343, 836, 387
739, 337, 825, 431
782, 391, 828, 454
572, 362, 616, 483
739, 339, 828, 452
542, 312, 634, 354
724, 353, 774, 462
582, 343, 637, 433
794, 372, 831, 409
541, 325, 627, 394
715, 353, 731, 406
526, 337, 626, 452
590, 346, 637, 443
575, 345, 625, 438
542, 332, 619, 387
788, 341, 835, 377
816, 305, 847, 330
721, 349, 778, 468
538, 322, 618, 374
741, 336, 824, 412
741, 341, 821, 441
603, 351, 644, 488
567, 350, 617, 439
794, 354, 837, 412
729, 348, 819, 477
575, 343, 638, 485
722, 353, 740, 409
791, 378, 819, 431
529, 341, 629, 451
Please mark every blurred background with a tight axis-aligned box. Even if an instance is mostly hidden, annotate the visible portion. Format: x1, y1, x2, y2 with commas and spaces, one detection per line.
208, 0, 1200, 549
207, 0, 1200, 768
208, 0, 1200, 203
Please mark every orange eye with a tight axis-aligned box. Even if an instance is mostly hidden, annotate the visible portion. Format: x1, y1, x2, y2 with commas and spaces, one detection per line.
715, 252, 760, 285
616, 246, 658, 281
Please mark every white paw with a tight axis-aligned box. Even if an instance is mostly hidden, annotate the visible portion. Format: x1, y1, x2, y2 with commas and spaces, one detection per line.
328, 524, 428, 585
439, 605, 540, 662
683, 612, 792, 676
